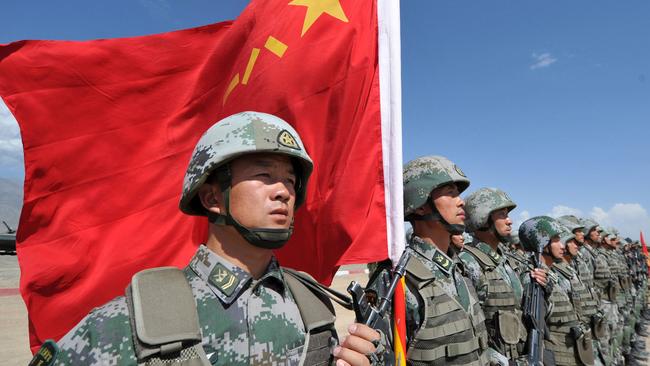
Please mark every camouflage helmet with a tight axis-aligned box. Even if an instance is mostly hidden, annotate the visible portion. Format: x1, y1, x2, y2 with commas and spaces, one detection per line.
463, 187, 516, 233
519, 216, 564, 252
403, 155, 469, 218
559, 226, 576, 245
179, 111, 313, 216
557, 215, 585, 233
579, 218, 600, 234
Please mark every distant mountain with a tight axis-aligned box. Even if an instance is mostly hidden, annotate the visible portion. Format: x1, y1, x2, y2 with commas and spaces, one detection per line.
0, 177, 22, 230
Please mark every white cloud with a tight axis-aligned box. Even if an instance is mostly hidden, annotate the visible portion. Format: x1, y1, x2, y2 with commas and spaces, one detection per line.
0, 100, 24, 167
530, 52, 558, 70
589, 203, 650, 239
548, 205, 583, 218
512, 210, 531, 231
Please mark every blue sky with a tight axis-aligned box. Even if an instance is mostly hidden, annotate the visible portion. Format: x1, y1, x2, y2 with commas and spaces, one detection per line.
1, 1, 649, 238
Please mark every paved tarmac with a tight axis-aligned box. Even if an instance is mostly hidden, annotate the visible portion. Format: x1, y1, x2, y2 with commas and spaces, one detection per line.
0, 254, 367, 365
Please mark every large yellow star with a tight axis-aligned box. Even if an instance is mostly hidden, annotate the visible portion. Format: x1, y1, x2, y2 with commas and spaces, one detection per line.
289, 0, 349, 37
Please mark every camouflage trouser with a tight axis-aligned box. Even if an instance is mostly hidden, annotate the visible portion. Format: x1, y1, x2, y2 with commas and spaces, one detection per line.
601, 300, 621, 366
592, 340, 605, 366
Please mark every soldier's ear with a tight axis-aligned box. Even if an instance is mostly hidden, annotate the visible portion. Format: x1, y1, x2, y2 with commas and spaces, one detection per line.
198, 183, 222, 215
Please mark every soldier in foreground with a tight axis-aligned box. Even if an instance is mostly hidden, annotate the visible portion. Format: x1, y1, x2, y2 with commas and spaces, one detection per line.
32, 112, 380, 366
367, 156, 497, 365
459, 187, 548, 364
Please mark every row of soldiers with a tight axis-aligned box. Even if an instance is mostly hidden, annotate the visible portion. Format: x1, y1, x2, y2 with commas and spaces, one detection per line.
366, 155, 650, 366
33, 112, 649, 366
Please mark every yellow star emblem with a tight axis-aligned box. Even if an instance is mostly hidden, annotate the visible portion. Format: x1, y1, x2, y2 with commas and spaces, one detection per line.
289, 0, 349, 36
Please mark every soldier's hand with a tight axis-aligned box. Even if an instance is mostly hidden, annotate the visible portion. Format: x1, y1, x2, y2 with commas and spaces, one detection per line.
332, 323, 380, 366
530, 268, 548, 287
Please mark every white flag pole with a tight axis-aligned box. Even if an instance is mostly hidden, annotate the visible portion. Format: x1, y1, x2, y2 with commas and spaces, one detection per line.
377, 0, 405, 263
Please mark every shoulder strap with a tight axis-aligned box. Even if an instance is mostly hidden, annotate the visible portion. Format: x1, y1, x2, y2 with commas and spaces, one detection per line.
283, 268, 337, 332
125, 267, 209, 365
552, 262, 573, 280
463, 245, 497, 270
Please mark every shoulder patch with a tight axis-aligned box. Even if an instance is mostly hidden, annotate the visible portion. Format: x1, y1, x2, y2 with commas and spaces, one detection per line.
209, 263, 240, 297
433, 251, 453, 274
29, 340, 59, 366
277, 130, 300, 150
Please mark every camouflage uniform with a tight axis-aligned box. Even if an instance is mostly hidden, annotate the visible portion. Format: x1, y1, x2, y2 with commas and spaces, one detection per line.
519, 216, 585, 366
369, 155, 496, 365
459, 188, 528, 360
54, 245, 318, 365
34, 112, 340, 366
370, 235, 492, 366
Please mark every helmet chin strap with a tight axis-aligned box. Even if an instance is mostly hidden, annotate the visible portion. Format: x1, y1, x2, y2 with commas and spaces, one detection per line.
488, 224, 509, 244
207, 166, 293, 250
411, 200, 465, 235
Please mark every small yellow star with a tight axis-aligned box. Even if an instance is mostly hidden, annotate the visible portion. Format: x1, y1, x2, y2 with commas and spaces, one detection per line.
289, 0, 349, 37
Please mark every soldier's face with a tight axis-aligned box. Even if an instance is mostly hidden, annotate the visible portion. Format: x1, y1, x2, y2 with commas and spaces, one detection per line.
574, 229, 585, 243
227, 154, 297, 230
566, 239, 579, 256
549, 236, 564, 258
450, 234, 464, 248
490, 208, 512, 237
430, 183, 465, 226
589, 228, 600, 242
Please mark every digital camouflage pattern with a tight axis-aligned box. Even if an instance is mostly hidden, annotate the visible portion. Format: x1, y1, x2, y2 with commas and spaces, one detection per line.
52, 245, 312, 365
580, 218, 600, 236
459, 241, 526, 359
463, 187, 516, 233
403, 156, 469, 218
518, 216, 564, 253
367, 234, 495, 365
180, 111, 313, 216
556, 215, 585, 233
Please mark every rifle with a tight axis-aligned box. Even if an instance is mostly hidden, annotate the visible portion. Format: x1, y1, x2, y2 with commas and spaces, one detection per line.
521, 248, 547, 366
347, 248, 412, 327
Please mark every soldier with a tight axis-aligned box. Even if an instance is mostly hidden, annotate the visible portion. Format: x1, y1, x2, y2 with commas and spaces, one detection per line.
585, 223, 624, 366
519, 216, 590, 366
459, 187, 547, 363
556, 223, 602, 365
367, 156, 498, 365
32, 112, 380, 366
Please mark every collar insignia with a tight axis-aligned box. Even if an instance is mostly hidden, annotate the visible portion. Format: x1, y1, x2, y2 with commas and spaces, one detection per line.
209, 263, 239, 297
433, 251, 452, 273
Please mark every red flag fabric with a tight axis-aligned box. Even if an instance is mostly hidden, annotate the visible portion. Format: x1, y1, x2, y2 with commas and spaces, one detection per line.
641, 231, 648, 255
0, 0, 401, 352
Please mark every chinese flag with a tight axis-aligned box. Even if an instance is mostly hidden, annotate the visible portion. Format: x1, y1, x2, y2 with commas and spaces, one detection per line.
0, 0, 404, 352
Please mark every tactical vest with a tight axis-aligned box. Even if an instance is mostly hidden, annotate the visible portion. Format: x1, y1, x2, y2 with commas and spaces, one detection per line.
545, 271, 584, 366
552, 262, 599, 321
592, 247, 615, 302
601, 250, 627, 309
462, 245, 527, 359
405, 255, 489, 366
125, 267, 336, 366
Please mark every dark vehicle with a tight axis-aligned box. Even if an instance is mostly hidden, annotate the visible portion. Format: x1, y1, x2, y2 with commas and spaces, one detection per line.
0, 221, 16, 254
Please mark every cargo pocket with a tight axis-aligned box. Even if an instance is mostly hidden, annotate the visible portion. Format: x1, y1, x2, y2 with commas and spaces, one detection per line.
496, 310, 523, 346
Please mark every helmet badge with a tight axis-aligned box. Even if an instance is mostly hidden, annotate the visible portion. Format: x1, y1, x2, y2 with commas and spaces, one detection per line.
278, 130, 301, 150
